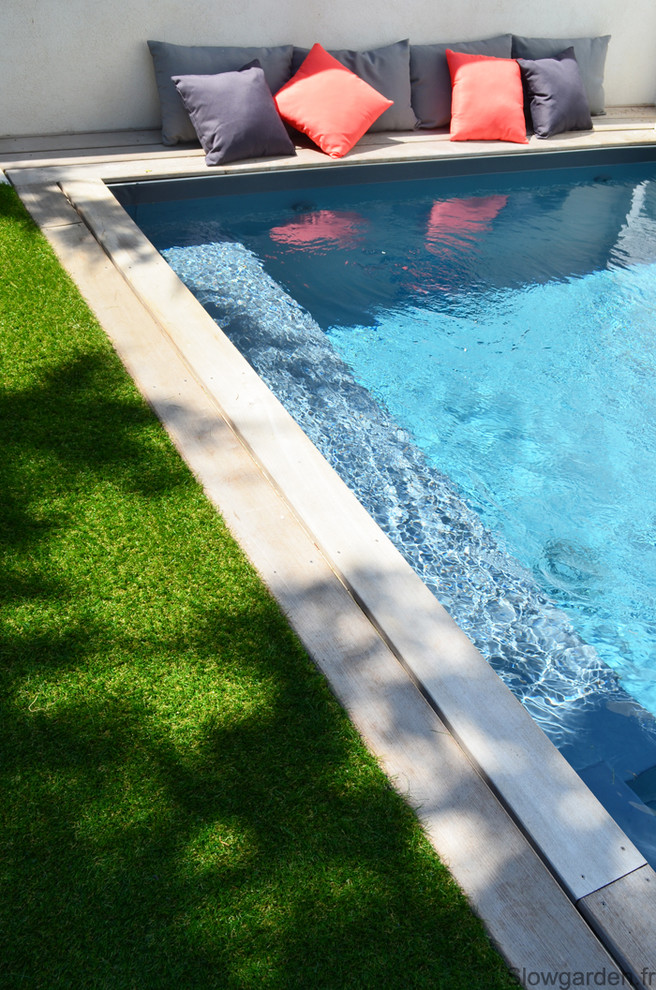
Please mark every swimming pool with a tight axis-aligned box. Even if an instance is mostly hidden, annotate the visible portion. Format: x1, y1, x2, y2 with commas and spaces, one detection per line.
117, 152, 656, 867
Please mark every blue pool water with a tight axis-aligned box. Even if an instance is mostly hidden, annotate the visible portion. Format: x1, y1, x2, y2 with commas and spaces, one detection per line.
125, 159, 656, 861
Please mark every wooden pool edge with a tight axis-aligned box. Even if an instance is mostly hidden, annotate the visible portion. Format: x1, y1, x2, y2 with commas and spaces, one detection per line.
6, 129, 656, 987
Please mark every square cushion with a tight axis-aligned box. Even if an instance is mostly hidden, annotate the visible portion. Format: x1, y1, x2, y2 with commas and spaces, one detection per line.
511, 35, 610, 114
410, 35, 513, 128
290, 40, 416, 131
172, 64, 296, 166
446, 50, 528, 144
274, 44, 393, 158
148, 40, 294, 144
518, 48, 593, 138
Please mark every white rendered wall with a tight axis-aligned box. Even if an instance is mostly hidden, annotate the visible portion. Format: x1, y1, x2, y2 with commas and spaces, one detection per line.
2, 0, 655, 138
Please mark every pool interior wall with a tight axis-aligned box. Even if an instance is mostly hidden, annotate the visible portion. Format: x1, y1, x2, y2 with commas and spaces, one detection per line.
113, 149, 656, 873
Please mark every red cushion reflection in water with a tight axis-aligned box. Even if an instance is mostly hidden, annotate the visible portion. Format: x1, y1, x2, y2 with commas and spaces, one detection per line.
270, 210, 369, 249
425, 194, 508, 254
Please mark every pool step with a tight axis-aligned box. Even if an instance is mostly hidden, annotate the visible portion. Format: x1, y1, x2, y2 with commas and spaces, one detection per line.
579, 761, 656, 867
628, 764, 656, 809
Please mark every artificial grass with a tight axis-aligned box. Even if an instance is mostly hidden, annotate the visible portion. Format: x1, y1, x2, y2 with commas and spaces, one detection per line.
0, 182, 518, 989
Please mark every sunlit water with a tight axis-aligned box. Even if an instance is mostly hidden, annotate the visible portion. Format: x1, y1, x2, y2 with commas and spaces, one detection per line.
133, 164, 656, 771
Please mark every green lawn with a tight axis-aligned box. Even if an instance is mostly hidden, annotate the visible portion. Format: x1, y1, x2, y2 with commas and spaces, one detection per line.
0, 182, 518, 989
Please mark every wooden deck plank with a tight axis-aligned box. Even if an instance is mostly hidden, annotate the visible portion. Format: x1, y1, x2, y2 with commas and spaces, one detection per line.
11, 181, 84, 229
0, 128, 164, 153
580, 865, 656, 988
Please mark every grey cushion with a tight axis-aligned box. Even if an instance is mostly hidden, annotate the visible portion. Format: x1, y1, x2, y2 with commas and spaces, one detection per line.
518, 48, 593, 138
511, 35, 610, 114
291, 39, 417, 131
172, 64, 296, 166
410, 35, 513, 128
148, 40, 294, 145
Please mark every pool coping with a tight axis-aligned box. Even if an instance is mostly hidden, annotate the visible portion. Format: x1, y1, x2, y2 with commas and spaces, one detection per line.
6, 116, 656, 987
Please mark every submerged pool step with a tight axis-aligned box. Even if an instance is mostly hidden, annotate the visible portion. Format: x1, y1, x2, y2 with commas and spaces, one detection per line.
630, 765, 656, 808
579, 762, 656, 868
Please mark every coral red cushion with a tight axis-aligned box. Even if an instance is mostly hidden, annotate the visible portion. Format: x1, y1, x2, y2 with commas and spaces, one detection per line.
274, 43, 394, 158
446, 49, 528, 144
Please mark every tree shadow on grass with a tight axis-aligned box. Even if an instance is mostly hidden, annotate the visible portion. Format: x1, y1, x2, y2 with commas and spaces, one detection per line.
2, 352, 187, 501
1, 625, 513, 990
